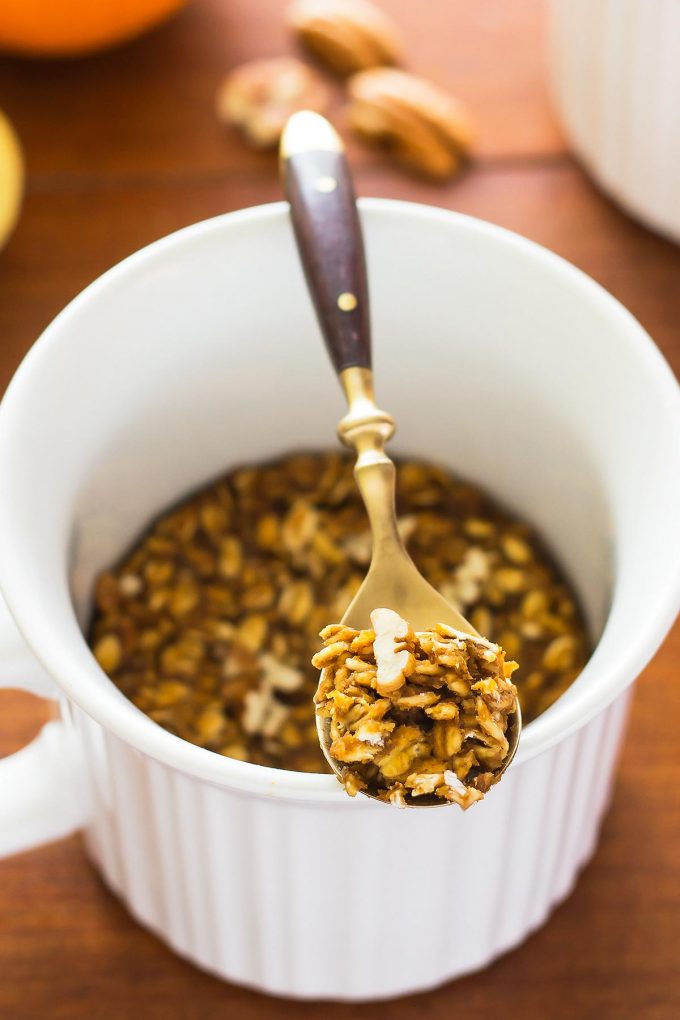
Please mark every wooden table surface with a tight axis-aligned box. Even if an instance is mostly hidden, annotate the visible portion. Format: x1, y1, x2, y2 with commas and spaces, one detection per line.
0, 2, 678, 1017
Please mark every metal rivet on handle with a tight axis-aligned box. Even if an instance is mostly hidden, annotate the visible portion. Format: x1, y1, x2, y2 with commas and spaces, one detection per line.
337, 292, 358, 311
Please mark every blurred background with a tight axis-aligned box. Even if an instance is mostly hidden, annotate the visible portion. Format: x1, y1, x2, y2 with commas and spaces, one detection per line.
0, 1, 678, 1018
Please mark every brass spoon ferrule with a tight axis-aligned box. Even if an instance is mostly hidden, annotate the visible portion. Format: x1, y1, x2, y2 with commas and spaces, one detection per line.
338, 367, 401, 550
338, 366, 395, 461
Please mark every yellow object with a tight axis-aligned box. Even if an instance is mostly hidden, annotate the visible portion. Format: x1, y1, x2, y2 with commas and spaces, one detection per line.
0, 109, 23, 248
0, 0, 186, 57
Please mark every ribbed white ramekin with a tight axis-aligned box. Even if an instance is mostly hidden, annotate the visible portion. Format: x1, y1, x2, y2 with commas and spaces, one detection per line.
1, 202, 679, 1000
549, 0, 680, 242
75, 692, 631, 1000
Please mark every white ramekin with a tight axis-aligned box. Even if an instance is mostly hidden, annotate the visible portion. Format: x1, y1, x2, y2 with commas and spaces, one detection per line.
549, 0, 680, 242
0, 201, 678, 1000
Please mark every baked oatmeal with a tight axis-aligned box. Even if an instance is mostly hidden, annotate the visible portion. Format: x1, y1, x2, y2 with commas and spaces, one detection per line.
89, 452, 588, 773
313, 608, 518, 807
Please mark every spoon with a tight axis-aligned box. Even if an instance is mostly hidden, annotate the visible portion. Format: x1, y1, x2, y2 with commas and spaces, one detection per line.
280, 111, 521, 799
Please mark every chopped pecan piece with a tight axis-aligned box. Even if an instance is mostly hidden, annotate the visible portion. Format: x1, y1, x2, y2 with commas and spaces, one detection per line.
217, 57, 330, 147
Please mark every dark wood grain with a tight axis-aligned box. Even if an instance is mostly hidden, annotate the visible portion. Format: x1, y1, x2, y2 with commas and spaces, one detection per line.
284, 144, 371, 372
0, 0, 679, 1017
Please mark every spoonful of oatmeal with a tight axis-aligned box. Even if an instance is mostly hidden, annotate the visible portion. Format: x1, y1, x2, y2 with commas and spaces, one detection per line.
280, 111, 521, 806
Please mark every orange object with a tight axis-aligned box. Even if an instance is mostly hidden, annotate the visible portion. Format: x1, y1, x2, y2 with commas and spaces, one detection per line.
0, 0, 186, 57
0, 108, 23, 247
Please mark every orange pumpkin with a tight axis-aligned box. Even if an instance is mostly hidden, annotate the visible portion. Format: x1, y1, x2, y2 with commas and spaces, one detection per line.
0, 0, 186, 57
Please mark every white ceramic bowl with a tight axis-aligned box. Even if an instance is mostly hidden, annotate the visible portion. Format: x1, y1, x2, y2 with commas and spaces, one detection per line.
0, 200, 679, 1000
549, 0, 680, 242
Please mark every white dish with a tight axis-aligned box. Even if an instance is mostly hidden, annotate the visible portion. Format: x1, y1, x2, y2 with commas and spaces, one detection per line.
0, 200, 678, 999
549, 0, 680, 242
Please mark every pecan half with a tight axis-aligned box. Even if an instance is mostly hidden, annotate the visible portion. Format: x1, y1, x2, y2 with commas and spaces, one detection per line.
287, 0, 402, 75
347, 68, 473, 178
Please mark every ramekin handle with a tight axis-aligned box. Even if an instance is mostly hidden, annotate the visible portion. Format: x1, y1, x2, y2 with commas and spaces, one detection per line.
0, 593, 85, 858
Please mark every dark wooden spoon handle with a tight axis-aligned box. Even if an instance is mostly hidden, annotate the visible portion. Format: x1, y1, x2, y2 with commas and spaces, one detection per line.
281, 112, 371, 374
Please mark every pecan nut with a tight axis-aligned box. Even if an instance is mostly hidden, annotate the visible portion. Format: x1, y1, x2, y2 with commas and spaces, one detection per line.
287, 0, 402, 75
347, 68, 473, 178
217, 57, 330, 148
